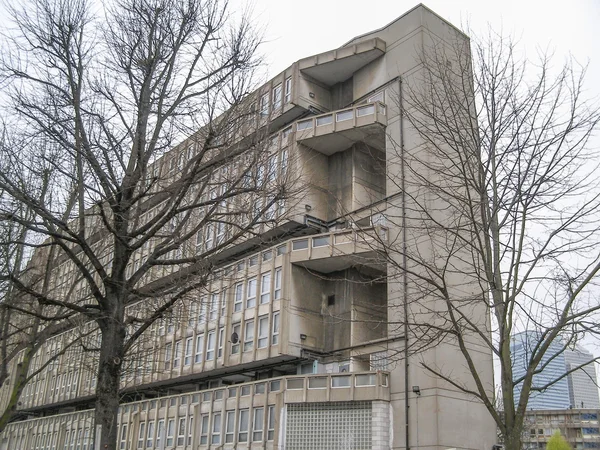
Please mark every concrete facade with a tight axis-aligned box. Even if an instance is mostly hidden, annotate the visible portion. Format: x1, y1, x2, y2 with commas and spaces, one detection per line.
522, 409, 600, 450
0, 5, 496, 450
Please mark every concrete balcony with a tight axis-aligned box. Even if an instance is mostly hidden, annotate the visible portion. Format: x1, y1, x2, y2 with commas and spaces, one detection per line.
294, 102, 387, 155
288, 226, 388, 274
298, 38, 386, 86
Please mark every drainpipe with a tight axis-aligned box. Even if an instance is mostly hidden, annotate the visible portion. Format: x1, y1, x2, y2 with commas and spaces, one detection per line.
398, 77, 411, 450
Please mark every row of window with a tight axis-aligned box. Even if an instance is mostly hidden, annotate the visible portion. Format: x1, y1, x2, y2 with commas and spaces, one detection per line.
118, 405, 276, 449
259, 77, 292, 117
164, 312, 280, 369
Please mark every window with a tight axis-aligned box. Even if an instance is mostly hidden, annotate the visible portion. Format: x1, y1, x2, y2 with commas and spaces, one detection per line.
200, 415, 209, 445
368, 91, 384, 103
274, 268, 282, 299
198, 296, 206, 324
177, 418, 186, 446
231, 323, 241, 354
225, 411, 235, 443
244, 320, 254, 352
173, 340, 181, 368
220, 290, 227, 317
234, 283, 243, 312
146, 421, 154, 448
292, 239, 308, 250
246, 278, 257, 308
238, 409, 249, 442
156, 420, 164, 449
206, 330, 215, 361
260, 92, 269, 117
164, 343, 172, 370
209, 292, 219, 321
268, 406, 275, 440
258, 316, 269, 348
166, 417, 175, 444
284, 77, 292, 103
137, 422, 145, 449
272, 83, 282, 110
187, 303, 197, 327
119, 425, 128, 450
218, 327, 225, 358
195, 334, 204, 363
272, 312, 280, 345
187, 417, 193, 446
184, 337, 193, 366
260, 272, 271, 304
253, 407, 264, 441
211, 413, 222, 444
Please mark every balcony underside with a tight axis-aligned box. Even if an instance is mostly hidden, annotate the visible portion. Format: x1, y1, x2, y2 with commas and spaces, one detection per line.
294, 251, 385, 276
299, 38, 386, 86
298, 122, 386, 155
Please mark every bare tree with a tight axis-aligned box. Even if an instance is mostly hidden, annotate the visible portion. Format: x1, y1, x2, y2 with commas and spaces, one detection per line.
375, 27, 600, 450
0, 0, 294, 448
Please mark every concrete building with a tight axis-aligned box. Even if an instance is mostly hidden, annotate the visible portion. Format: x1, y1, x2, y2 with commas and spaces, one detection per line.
522, 409, 600, 449
511, 332, 599, 410
0, 5, 496, 450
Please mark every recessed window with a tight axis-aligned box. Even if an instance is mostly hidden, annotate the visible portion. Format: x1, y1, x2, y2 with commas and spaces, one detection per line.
272, 83, 282, 110
284, 77, 292, 103
292, 239, 308, 250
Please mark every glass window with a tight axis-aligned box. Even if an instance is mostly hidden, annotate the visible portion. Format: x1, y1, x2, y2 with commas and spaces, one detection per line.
258, 316, 269, 348
274, 268, 282, 299
234, 283, 243, 312
146, 421, 154, 448
272, 83, 282, 110
268, 405, 275, 441
244, 320, 254, 352
241, 385, 251, 396
238, 409, 249, 442
260, 93, 269, 117
292, 239, 308, 250
209, 292, 219, 321
166, 420, 174, 447
177, 418, 186, 447
218, 327, 225, 358
156, 420, 164, 449
225, 411, 235, 443
119, 424, 128, 450
246, 278, 257, 308
164, 343, 172, 370
211, 413, 222, 445
272, 312, 280, 345
187, 417, 193, 446
231, 323, 241, 354
206, 330, 215, 361
195, 334, 204, 363
253, 407, 264, 441
173, 340, 181, 368
260, 272, 271, 304
184, 337, 193, 366
312, 236, 330, 247
284, 77, 292, 103
200, 416, 209, 445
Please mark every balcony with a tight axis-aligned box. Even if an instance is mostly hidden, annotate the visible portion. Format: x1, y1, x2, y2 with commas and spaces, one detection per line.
295, 102, 387, 155
289, 226, 388, 274
298, 38, 386, 86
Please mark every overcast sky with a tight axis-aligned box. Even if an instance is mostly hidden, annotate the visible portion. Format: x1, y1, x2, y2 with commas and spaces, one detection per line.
254, 0, 600, 96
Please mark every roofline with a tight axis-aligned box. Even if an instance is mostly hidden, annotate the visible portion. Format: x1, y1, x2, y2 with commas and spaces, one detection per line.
341, 3, 469, 48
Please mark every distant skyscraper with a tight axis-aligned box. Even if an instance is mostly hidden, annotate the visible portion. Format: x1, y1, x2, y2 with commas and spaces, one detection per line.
511, 331, 599, 410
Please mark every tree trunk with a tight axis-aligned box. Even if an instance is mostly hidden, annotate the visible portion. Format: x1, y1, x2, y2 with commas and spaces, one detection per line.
94, 314, 125, 450
504, 429, 523, 450
0, 349, 32, 434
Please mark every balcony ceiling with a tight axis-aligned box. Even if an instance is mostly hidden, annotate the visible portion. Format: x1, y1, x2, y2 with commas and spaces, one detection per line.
298, 123, 386, 155
299, 38, 386, 86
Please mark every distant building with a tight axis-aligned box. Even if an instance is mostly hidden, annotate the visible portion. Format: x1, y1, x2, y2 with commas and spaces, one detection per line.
512, 331, 599, 410
522, 408, 600, 450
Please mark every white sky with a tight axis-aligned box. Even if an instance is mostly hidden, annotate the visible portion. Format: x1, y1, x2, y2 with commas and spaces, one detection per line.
255, 0, 600, 97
